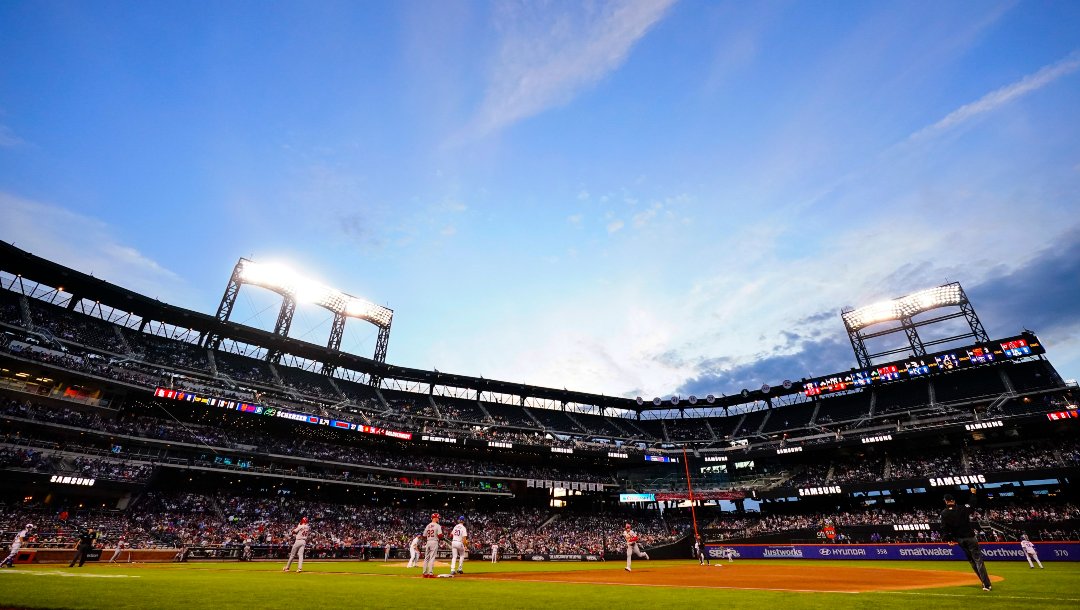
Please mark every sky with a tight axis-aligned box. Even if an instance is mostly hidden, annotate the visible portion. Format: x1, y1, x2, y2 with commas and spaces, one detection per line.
1, 1, 1079, 401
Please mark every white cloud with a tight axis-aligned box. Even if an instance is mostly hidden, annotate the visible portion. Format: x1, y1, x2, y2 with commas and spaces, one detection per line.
0, 125, 23, 148
908, 50, 1080, 143
606, 219, 625, 233
0, 192, 186, 303
567, 213, 583, 226
468, 0, 676, 137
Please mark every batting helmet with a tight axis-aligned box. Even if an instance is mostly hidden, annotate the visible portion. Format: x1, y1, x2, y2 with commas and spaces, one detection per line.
625, 523, 631, 529
300, 517, 308, 524
431, 512, 441, 520
457, 515, 465, 522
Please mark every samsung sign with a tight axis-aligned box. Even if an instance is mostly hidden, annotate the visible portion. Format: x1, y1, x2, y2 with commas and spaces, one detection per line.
798, 486, 841, 496
928, 474, 986, 487
862, 434, 892, 444
619, 493, 656, 503
966, 420, 1003, 431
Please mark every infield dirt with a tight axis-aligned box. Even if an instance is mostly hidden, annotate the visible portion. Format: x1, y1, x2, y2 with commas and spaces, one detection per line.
472, 563, 1004, 593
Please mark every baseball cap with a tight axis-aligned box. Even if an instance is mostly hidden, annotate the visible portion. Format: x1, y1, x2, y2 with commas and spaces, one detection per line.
26, 523, 34, 529
624, 523, 631, 529
457, 515, 465, 522
942, 494, 955, 503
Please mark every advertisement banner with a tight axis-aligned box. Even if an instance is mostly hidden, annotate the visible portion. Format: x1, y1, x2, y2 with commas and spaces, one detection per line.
705, 542, 1079, 561
521, 554, 603, 562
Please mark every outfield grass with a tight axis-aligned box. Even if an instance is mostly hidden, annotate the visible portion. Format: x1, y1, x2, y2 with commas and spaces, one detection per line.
1, 559, 1077, 609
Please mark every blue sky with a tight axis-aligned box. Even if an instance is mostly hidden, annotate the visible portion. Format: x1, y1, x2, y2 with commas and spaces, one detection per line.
2, 1, 1079, 399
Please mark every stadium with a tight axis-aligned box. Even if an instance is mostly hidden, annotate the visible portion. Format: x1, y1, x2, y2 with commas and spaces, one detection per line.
1, 240, 1077, 609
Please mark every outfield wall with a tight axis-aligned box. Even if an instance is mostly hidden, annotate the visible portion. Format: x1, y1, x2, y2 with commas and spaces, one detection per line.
705, 542, 1080, 561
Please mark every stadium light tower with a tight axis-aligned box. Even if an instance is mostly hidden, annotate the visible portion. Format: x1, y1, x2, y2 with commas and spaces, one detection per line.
204, 258, 393, 383
841, 282, 988, 368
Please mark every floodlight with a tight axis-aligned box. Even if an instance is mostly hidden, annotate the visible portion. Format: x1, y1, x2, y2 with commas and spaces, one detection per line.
843, 284, 966, 332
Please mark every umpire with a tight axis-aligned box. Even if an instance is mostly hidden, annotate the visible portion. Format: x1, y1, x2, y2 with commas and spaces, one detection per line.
68, 526, 98, 568
940, 487, 992, 591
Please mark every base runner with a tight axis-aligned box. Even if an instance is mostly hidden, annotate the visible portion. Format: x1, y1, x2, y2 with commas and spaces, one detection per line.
0, 524, 33, 568
449, 516, 468, 575
283, 517, 310, 573
694, 536, 709, 565
622, 523, 649, 572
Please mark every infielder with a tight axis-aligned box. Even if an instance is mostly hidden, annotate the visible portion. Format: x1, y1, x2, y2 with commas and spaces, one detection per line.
421, 513, 443, 578
283, 517, 310, 573
491, 541, 498, 564
1020, 535, 1044, 569
407, 534, 421, 568
449, 516, 468, 575
384, 542, 391, 562
0, 523, 33, 568
622, 523, 649, 572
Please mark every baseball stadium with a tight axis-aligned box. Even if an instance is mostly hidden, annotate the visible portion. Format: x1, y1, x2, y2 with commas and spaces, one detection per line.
0, 241, 1078, 609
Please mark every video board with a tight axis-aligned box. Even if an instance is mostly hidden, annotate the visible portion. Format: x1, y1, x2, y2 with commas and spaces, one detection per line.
802, 333, 1043, 397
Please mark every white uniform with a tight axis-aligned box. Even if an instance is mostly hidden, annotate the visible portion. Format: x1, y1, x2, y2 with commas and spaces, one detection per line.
1021, 539, 1044, 568
108, 538, 125, 563
284, 522, 310, 572
1, 527, 30, 567
450, 523, 468, 574
422, 521, 443, 576
491, 543, 498, 564
407, 536, 421, 568
623, 528, 649, 571
384, 543, 391, 561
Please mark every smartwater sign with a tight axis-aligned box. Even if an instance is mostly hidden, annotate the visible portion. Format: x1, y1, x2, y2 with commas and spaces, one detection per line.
705, 543, 1079, 561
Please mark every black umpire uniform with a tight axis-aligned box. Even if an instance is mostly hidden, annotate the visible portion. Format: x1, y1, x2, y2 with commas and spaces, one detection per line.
940, 488, 992, 590
69, 527, 97, 567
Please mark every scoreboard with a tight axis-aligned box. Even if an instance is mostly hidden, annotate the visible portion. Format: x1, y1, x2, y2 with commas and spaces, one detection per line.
802, 333, 1043, 398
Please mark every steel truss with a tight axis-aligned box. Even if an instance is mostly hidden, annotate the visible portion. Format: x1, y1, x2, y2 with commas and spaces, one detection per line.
842, 282, 989, 368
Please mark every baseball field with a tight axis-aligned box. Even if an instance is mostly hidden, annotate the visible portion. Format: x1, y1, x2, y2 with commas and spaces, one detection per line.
1, 558, 1077, 609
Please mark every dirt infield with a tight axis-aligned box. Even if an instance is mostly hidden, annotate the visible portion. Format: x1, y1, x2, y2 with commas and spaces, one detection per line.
473, 563, 1004, 593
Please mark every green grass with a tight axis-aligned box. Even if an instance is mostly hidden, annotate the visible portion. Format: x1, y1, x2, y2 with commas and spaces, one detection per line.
1, 559, 1078, 609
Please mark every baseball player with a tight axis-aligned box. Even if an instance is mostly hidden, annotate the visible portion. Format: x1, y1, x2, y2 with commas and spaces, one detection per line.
491, 541, 498, 564
0, 524, 33, 568
384, 542, 391, 562
407, 534, 421, 568
421, 513, 444, 578
694, 536, 709, 565
283, 517, 310, 573
940, 488, 992, 591
723, 547, 736, 563
622, 523, 649, 572
108, 536, 126, 563
449, 516, 468, 575
1020, 535, 1044, 569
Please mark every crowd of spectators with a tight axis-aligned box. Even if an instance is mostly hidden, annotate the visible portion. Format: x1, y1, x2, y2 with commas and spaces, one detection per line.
0, 492, 685, 555
1, 397, 614, 485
